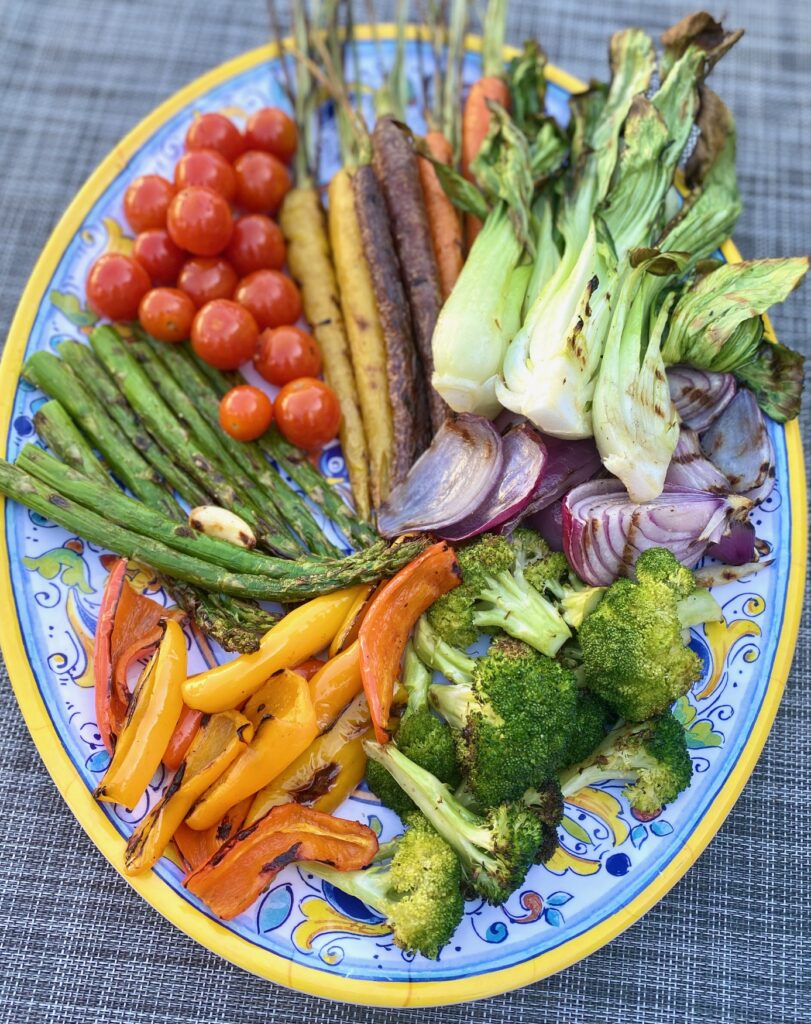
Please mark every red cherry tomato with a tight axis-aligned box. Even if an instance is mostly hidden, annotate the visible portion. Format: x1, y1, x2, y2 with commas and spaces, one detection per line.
274, 377, 341, 451
138, 287, 196, 343
185, 112, 245, 163
254, 326, 322, 386
191, 299, 259, 370
133, 229, 186, 285
244, 107, 298, 164
235, 269, 302, 330
167, 186, 233, 257
233, 151, 291, 214
225, 214, 286, 276
123, 175, 175, 233
219, 385, 274, 441
174, 148, 237, 202
86, 253, 151, 321
177, 257, 239, 308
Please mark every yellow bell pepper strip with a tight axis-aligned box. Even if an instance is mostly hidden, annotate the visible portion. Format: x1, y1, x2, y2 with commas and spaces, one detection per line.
328, 583, 375, 657
184, 804, 379, 919
124, 710, 253, 876
359, 542, 461, 743
308, 641, 363, 732
185, 669, 319, 830
174, 796, 253, 875
95, 618, 187, 810
246, 692, 371, 825
181, 586, 368, 713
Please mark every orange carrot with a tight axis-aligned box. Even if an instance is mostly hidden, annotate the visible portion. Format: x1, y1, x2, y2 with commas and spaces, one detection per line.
462, 76, 512, 249
418, 131, 464, 300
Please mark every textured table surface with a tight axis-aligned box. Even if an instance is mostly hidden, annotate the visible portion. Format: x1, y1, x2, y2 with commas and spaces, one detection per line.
0, 1, 809, 1022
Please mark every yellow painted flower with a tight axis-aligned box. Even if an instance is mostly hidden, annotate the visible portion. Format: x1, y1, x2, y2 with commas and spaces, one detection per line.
292, 895, 390, 953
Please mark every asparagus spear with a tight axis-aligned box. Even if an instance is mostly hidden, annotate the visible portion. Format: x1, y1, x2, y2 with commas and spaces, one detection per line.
88, 326, 300, 558
32, 400, 110, 486
58, 339, 209, 509
22, 351, 179, 520
0, 459, 425, 600
169, 581, 278, 652
134, 330, 337, 557
185, 347, 378, 548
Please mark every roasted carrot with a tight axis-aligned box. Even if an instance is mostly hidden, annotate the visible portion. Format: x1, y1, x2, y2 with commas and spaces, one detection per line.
418, 131, 464, 301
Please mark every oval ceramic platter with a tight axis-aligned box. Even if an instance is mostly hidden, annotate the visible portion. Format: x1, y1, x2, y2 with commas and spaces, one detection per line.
0, 28, 806, 1009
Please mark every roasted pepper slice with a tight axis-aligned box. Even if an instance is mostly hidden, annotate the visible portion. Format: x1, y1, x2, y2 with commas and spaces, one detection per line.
184, 804, 378, 919
95, 618, 187, 809
174, 796, 253, 874
359, 542, 460, 743
246, 692, 371, 825
182, 586, 368, 713
185, 669, 319, 830
163, 706, 204, 771
308, 641, 363, 732
328, 583, 375, 657
124, 710, 253, 875
94, 558, 128, 755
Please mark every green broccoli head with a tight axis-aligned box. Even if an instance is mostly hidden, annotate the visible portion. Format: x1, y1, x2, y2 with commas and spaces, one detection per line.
457, 533, 516, 589
562, 690, 616, 767
306, 812, 464, 959
509, 527, 551, 569
524, 778, 564, 865
524, 551, 570, 593
426, 590, 478, 649
559, 712, 693, 815
431, 636, 578, 808
634, 547, 696, 599
579, 577, 703, 721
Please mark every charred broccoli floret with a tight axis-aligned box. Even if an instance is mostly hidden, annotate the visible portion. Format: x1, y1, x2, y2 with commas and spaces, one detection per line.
429, 636, 577, 807
524, 777, 564, 865
305, 813, 464, 959
364, 741, 544, 906
634, 546, 696, 599
559, 712, 693, 814
562, 690, 616, 767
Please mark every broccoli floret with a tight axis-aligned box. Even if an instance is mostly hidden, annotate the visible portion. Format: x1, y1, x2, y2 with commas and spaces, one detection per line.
413, 616, 476, 685
579, 575, 703, 721
306, 813, 464, 959
458, 533, 517, 587
473, 567, 572, 655
426, 590, 478, 649
559, 712, 693, 814
365, 644, 460, 817
364, 741, 544, 906
523, 777, 564, 865
562, 690, 616, 767
523, 551, 570, 592
634, 547, 696, 599
429, 636, 577, 808
510, 527, 551, 569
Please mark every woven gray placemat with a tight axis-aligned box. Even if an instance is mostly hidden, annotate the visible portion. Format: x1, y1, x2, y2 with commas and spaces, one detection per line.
0, 2, 808, 1021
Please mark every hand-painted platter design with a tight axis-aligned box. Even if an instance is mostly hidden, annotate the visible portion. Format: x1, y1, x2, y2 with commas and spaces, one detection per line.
0, 29, 806, 1007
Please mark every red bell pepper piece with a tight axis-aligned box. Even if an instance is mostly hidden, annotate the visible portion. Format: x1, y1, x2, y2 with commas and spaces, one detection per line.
93, 558, 128, 754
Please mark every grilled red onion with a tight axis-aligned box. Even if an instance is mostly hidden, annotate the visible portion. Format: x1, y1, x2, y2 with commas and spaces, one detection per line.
705, 519, 757, 565
562, 479, 751, 586
378, 415, 503, 538
439, 425, 547, 541
700, 389, 775, 503
526, 499, 565, 551
665, 428, 730, 493
668, 366, 737, 432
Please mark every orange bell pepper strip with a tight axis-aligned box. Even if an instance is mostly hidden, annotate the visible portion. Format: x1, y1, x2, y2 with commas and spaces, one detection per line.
308, 641, 363, 732
163, 706, 204, 771
328, 584, 375, 657
246, 692, 371, 825
359, 542, 461, 743
174, 796, 253, 874
185, 669, 319, 830
184, 804, 378, 919
292, 657, 327, 681
181, 586, 368, 713
124, 711, 253, 875
94, 558, 128, 754
95, 618, 187, 810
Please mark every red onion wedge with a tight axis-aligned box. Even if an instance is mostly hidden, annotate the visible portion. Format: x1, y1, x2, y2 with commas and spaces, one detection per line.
438, 425, 547, 542
377, 414, 503, 538
705, 519, 757, 566
526, 499, 565, 551
700, 389, 775, 503
562, 479, 752, 586
668, 366, 737, 432
665, 428, 730, 493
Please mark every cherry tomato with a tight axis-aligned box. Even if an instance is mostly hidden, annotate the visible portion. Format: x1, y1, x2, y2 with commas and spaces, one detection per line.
123, 175, 175, 233
138, 287, 196, 343
177, 257, 239, 307
235, 269, 302, 330
191, 299, 259, 370
225, 214, 286, 276
233, 151, 291, 214
244, 107, 298, 164
219, 385, 274, 441
174, 148, 237, 202
167, 186, 233, 257
185, 112, 245, 163
133, 229, 186, 285
86, 253, 151, 320
254, 326, 322, 386
274, 377, 341, 451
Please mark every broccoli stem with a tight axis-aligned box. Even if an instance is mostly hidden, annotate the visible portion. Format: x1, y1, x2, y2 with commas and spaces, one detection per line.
304, 860, 395, 918
402, 642, 432, 719
413, 617, 475, 684
473, 570, 572, 656
428, 683, 474, 732
677, 589, 724, 629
